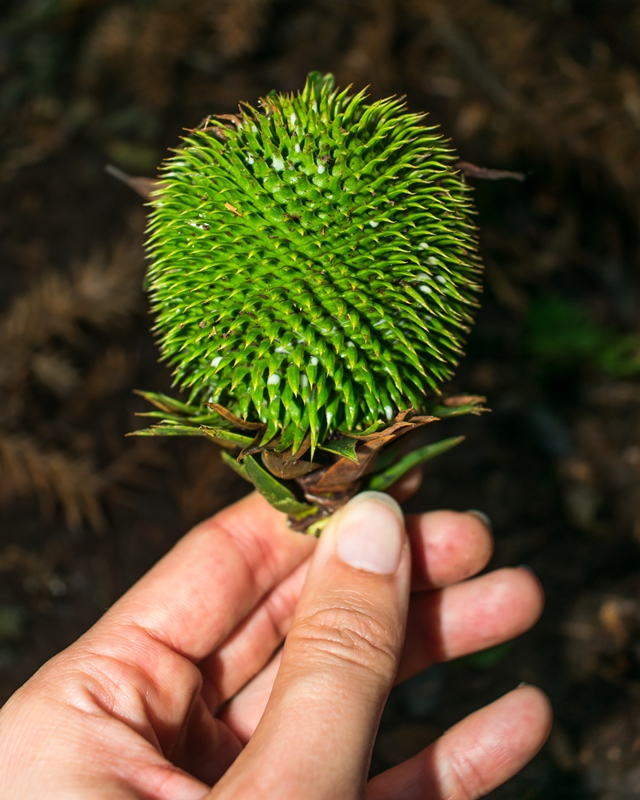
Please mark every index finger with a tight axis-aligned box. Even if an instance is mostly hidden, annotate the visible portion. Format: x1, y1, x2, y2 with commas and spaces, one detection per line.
91, 492, 315, 662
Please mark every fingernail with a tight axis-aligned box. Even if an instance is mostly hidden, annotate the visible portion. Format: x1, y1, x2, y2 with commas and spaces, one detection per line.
466, 509, 492, 532
334, 491, 404, 575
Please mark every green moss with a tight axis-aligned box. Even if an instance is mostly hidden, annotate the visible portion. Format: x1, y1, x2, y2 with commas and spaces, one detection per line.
145, 72, 481, 452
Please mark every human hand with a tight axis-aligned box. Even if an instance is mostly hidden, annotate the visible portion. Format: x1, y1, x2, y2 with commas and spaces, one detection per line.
0, 485, 551, 799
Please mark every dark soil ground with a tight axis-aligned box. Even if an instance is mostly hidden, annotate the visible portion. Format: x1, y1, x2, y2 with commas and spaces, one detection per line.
2, 1, 640, 796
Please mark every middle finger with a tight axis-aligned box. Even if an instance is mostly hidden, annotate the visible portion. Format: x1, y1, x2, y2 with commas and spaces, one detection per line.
219, 567, 543, 741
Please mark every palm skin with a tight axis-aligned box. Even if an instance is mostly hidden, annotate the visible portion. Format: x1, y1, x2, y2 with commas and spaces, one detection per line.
0, 485, 551, 799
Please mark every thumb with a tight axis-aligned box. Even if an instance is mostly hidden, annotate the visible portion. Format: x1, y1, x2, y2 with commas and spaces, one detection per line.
212, 492, 410, 800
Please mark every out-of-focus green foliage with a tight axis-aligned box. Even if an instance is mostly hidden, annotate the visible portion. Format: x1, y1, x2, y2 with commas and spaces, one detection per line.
528, 297, 640, 377
0, 0, 72, 112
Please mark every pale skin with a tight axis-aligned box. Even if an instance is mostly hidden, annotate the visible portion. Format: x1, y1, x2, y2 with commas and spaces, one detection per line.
0, 475, 552, 799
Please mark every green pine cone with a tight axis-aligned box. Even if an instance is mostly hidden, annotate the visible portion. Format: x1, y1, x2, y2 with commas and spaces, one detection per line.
145, 72, 482, 455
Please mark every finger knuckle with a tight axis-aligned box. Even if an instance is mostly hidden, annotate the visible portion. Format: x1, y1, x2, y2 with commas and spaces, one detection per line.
291, 602, 399, 678
445, 741, 493, 800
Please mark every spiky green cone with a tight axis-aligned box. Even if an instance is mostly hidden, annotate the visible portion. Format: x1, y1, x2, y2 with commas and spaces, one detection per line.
136, 72, 486, 533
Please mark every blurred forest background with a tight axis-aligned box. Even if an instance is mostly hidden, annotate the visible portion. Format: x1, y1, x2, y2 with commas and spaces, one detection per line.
2, 0, 640, 796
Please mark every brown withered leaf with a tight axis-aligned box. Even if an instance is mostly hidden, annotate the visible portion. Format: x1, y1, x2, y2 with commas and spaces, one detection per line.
455, 160, 525, 182
215, 113, 244, 126
261, 449, 320, 479
207, 403, 266, 431
187, 116, 229, 142
105, 164, 164, 200
342, 412, 438, 442
224, 202, 243, 216
238, 429, 269, 460
283, 433, 312, 464
443, 394, 487, 407
296, 411, 438, 497
288, 484, 362, 532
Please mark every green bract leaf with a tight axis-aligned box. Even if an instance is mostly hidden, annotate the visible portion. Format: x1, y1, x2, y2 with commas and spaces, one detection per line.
367, 435, 465, 491
131, 424, 208, 437
200, 427, 255, 448
134, 390, 201, 416
223, 451, 318, 520
317, 436, 359, 462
